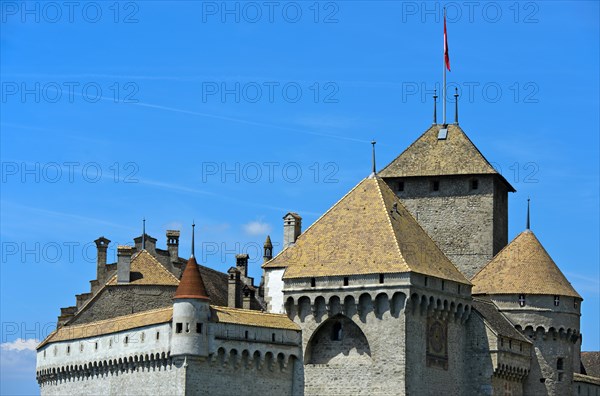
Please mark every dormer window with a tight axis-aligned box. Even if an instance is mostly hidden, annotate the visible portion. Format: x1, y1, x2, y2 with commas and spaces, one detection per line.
518, 294, 526, 307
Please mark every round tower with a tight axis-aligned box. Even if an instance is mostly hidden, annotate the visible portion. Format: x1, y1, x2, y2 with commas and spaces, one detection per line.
171, 224, 211, 358
472, 225, 582, 396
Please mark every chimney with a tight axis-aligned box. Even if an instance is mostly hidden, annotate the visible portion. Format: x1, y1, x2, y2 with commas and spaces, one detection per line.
94, 236, 110, 282
227, 267, 241, 308
242, 286, 254, 310
134, 234, 157, 255
283, 213, 302, 248
235, 253, 249, 278
117, 246, 134, 284
166, 230, 180, 262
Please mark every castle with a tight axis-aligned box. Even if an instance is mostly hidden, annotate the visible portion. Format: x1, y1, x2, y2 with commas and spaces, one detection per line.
35, 120, 600, 395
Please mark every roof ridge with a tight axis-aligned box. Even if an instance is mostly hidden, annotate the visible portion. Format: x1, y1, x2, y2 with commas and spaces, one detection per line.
263, 178, 369, 269
62, 306, 172, 330
376, 178, 407, 267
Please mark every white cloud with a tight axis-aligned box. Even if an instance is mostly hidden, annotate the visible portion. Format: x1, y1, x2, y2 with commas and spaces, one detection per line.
1, 338, 39, 352
243, 221, 272, 236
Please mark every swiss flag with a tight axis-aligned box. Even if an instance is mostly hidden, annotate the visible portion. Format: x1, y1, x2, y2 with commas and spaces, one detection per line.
444, 12, 451, 71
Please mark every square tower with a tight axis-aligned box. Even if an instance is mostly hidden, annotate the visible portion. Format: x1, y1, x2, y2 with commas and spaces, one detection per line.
379, 124, 515, 279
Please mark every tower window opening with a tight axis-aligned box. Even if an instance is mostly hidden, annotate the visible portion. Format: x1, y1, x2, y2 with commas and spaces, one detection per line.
156, 331, 160, 340
518, 294, 526, 307
245, 331, 249, 340
554, 295, 560, 306
331, 322, 343, 341
196, 323, 202, 334
379, 273, 385, 284
471, 179, 479, 190
397, 181, 405, 192
424, 276, 428, 287
557, 358, 564, 370
310, 278, 316, 287
343, 277, 349, 286
66, 345, 70, 354
185, 323, 190, 333
574, 299, 579, 309
124, 336, 129, 345
432, 180, 440, 192
95, 342, 98, 350
272, 333, 276, 342
176, 323, 183, 333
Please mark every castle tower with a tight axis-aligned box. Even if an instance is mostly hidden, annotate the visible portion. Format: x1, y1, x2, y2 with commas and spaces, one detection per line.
171, 224, 211, 358
471, 228, 582, 395
378, 124, 515, 279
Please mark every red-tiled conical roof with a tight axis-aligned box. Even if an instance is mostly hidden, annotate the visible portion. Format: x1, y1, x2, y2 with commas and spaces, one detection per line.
174, 256, 210, 300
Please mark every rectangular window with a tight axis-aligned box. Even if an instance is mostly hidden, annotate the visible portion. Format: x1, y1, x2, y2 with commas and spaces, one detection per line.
343, 277, 349, 286
441, 280, 445, 290
272, 333, 276, 342
432, 180, 440, 191
245, 331, 249, 340
397, 181, 404, 192
509, 340, 512, 349
379, 273, 384, 284
176, 323, 183, 333
500, 338, 504, 347
310, 278, 316, 287
424, 276, 428, 287
557, 358, 564, 370
43, 350, 46, 358
471, 179, 479, 190
196, 323, 202, 334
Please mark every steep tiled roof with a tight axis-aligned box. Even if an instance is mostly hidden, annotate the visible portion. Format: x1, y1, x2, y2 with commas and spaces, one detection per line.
471, 230, 581, 298
211, 306, 300, 330
378, 124, 515, 191
107, 250, 179, 286
472, 298, 530, 343
38, 307, 173, 349
174, 256, 209, 300
581, 352, 600, 378
265, 177, 469, 284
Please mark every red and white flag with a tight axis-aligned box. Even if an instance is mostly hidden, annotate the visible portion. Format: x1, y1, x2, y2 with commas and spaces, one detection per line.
444, 11, 451, 71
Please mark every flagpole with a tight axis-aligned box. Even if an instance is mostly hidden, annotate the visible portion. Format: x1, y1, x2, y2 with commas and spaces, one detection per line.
442, 7, 446, 125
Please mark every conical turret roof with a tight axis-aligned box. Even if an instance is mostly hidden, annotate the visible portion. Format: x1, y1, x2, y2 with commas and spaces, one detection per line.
471, 230, 581, 298
174, 256, 210, 300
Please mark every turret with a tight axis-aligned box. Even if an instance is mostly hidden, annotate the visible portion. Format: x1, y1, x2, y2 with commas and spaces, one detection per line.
171, 223, 210, 358
471, 209, 582, 396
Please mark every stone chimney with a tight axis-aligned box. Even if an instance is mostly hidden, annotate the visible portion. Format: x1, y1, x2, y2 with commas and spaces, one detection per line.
283, 212, 302, 248
166, 230, 180, 262
134, 234, 157, 255
242, 286, 254, 310
235, 253, 249, 278
94, 236, 110, 282
227, 267, 241, 308
117, 246, 134, 284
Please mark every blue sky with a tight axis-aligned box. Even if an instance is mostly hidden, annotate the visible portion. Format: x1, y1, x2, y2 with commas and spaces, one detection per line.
1, 1, 598, 394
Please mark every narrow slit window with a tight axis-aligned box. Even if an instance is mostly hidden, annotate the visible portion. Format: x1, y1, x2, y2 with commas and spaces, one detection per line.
379, 274, 384, 284
518, 294, 526, 307
124, 336, 129, 345
95, 342, 98, 350
245, 331, 249, 340
185, 323, 190, 333
272, 333, 276, 342
343, 277, 349, 286
156, 331, 160, 340
310, 278, 316, 287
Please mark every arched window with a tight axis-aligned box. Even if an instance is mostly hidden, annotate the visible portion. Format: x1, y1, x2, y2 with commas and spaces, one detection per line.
331, 322, 343, 341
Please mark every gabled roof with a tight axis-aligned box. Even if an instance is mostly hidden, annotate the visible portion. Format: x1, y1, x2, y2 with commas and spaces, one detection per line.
265, 177, 469, 284
378, 124, 515, 191
106, 250, 179, 286
471, 230, 581, 298
174, 256, 210, 300
211, 306, 300, 330
472, 297, 530, 343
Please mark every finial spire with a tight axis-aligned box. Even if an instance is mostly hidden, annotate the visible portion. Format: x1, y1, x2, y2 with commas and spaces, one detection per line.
454, 87, 459, 125
433, 89, 438, 125
142, 218, 146, 250
370, 140, 377, 177
191, 221, 196, 258
526, 197, 531, 230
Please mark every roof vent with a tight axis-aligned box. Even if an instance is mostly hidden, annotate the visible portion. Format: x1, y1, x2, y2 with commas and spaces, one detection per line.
437, 128, 448, 140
